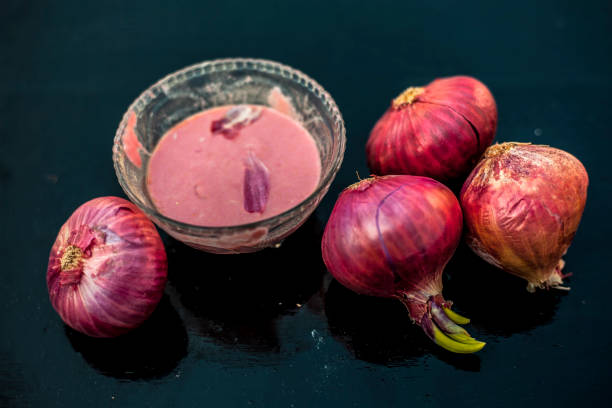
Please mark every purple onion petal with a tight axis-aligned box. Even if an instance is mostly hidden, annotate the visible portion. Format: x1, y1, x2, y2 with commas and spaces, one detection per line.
211, 105, 262, 139
243, 151, 270, 214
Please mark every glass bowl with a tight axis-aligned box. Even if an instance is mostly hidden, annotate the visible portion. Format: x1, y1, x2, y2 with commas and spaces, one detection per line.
113, 58, 346, 254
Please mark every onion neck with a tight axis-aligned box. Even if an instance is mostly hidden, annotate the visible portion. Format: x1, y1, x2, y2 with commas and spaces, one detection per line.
483, 142, 531, 159
346, 176, 379, 192
392, 87, 425, 108
59, 245, 84, 285
58, 225, 100, 286
397, 292, 447, 324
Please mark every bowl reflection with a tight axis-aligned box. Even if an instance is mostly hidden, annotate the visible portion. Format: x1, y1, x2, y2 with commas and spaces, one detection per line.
165, 216, 326, 362
443, 243, 563, 337
324, 280, 481, 371
65, 296, 188, 380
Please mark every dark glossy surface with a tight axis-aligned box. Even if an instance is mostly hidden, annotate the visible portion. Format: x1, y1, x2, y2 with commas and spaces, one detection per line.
1, 1, 611, 406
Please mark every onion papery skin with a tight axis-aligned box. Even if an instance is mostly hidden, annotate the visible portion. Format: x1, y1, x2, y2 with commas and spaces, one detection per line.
366, 76, 497, 183
47, 197, 168, 337
460, 143, 589, 291
321, 175, 484, 353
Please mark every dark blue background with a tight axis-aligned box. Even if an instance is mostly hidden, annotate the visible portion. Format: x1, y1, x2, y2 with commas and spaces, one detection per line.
1, 0, 611, 406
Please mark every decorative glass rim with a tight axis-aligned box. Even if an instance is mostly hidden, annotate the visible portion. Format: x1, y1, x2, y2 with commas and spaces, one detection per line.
113, 58, 346, 234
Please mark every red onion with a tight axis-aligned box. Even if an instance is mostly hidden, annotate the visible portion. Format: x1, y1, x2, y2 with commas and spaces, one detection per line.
366, 76, 497, 182
47, 197, 167, 337
321, 175, 485, 353
460, 143, 588, 292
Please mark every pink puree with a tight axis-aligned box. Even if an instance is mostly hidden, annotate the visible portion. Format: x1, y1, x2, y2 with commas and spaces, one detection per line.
147, 105, 321, 226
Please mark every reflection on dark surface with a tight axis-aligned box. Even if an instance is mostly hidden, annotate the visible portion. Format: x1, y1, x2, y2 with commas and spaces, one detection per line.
443, 243, 563, 337
324, 280, 480, 371
165, 216, 325, 357
445, 178, 470, 197
65, 296, 188, 380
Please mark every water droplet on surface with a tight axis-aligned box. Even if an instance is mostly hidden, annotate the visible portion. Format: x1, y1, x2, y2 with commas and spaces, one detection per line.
194, 184, 206, 199
311, 329, 324, 350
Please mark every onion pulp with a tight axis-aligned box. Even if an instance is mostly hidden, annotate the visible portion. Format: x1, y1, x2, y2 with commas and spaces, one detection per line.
460, 143, 588, 292
366, 76, 497, 183
321, 175, 485, 353
47, 197, 167, 337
